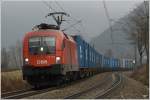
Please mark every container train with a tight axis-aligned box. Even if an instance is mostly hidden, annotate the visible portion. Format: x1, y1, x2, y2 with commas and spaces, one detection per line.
22, 23, 134, 87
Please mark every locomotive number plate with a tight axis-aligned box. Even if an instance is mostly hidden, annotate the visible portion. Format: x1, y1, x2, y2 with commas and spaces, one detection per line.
37, 60, 48, 64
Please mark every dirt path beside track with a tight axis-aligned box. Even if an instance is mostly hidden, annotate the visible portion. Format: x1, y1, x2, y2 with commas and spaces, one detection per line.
105, 72, 149, 99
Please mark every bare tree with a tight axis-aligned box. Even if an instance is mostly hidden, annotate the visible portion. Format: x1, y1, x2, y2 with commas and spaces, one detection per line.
9, 46, 18, 68
8, 39, 23, 69
118, 1, 149, 78
130, 1, 148, 65
15, 40, 23, 68
119, 1, 149, 67
1, 47, 9, 69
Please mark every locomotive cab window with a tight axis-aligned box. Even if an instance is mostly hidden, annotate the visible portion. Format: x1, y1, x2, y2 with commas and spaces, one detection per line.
29, 36, 56, 55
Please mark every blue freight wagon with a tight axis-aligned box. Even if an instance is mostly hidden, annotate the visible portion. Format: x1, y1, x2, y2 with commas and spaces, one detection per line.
73, 35, 92, 68
114, 58, 118, 71
73, 35, 85, 68
110, 58, 114, 70
84, 41, 89, 67
103, 56, 108, 70
110, 58, 120, 71
73, 35, 101, 69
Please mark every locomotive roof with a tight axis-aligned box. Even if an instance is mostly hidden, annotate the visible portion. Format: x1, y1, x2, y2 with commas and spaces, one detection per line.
25, 29, 64, 37
32, 23, 59, 30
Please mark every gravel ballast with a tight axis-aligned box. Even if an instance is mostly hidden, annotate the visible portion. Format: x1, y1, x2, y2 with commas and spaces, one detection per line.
25, 72, 112, 99
105, 72, 149, 99
24, 72, 149, 99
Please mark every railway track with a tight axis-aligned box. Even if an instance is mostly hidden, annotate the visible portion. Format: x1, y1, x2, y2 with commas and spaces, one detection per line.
1, 87, 58, 99
1, 88, 31, 98
95, 73, 122, 99
2, 73, 119, 99
1, 75, 94, 99
64, 73, 122, 99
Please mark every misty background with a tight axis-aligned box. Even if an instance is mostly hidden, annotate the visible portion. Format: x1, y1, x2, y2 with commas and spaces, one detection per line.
1, 0, 144, 69
2, 1, 142, 48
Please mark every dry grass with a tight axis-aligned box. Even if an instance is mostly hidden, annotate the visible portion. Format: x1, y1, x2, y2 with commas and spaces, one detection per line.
1, 70, 30, 92
130, 64, 149, 86
1, 68, 20, 72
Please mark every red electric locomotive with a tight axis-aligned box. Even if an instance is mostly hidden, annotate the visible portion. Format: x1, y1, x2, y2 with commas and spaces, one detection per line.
22, 22, 79, 87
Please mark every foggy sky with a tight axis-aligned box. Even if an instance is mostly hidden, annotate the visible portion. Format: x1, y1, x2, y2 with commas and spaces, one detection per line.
1, 0, 142, 49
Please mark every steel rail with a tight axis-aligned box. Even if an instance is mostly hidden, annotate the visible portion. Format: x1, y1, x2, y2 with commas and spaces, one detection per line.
64, 74, 113, 99
2, 73, 120, 99
1, 88, 31, 98
2, 77, 92, 99
64, 73, 121, 99
2, 87, 58, 99
95, 73, 122, 99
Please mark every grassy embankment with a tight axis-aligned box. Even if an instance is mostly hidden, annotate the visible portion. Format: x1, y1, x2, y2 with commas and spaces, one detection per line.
1, 70, 30, 92
130, 64, 149, 86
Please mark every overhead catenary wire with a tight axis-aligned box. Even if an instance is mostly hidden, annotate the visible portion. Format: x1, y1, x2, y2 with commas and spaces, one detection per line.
42, 0, 85, 34
42, 0, 59, 25
55, 0, 66, 12
103, 0, 114, 45
62, 20, 82, 31
54, 0, 79, 22
64, 21, 81, 33
42, 0, 68, 28
54, 0, 83, 33
42, 0, 56, 12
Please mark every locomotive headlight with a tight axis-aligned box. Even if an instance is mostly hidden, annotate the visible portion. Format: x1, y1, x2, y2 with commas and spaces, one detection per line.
40, 47, 44, 52
133, 60, 135, 64
25, 58, 29, 62
56, 57, 61, 64
24, 58, 29, 64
